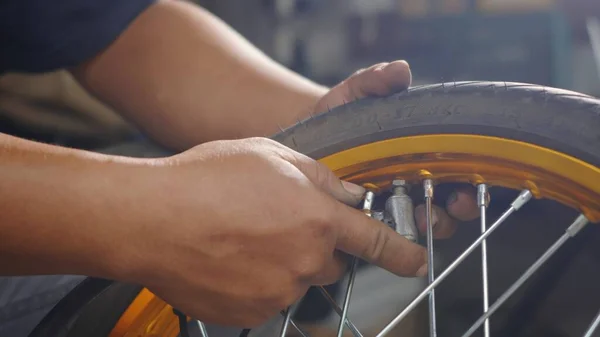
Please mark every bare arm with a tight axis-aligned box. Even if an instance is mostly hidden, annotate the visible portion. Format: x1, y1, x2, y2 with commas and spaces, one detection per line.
0, 131, 432, 325
73, 0, 328, 150
0, 133, 157, 278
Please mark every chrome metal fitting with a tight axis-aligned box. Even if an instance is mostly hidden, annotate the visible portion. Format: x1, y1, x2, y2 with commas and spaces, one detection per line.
386, 183, 419, 242
392, 179, 410, 194
362, 191, 375, 217
566, 214, 590, 237
511, 190, 533, 210
423, 179, 434, 199
477, 184, 489, 208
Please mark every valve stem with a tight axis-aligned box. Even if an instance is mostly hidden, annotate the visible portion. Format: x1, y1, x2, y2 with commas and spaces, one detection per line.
385, 180, 419, 242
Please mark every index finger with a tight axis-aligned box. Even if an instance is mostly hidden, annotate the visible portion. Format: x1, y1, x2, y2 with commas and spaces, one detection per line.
331, 200, 428, 277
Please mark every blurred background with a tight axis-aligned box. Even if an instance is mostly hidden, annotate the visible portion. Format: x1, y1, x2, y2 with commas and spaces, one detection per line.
204, 0, 600, 92
1, 0, 600, 153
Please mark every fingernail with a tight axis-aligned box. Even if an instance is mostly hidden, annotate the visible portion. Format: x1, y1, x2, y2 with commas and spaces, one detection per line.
387, 60, 410, 68
376, 63, 389, 71
341, 181, 366, 197
416, 264, 428, 277
397, 60, 410, 67
447, 192, 458, 206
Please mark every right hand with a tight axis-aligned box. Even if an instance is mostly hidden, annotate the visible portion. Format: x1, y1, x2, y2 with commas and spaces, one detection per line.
115, 137, 428, 327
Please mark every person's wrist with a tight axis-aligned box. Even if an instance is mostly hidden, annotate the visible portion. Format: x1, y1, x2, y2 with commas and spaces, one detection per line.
64, 155, 166, 282
94, 155, 208, 285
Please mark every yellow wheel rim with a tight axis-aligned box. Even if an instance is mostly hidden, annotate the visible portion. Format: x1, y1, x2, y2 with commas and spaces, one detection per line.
110, 289, 179, 337
323, 134, 600, 222
109, 133, 600, 337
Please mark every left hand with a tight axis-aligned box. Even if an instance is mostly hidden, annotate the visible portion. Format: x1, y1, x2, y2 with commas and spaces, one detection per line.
311, 60, 480, 241
313, 60, 413, 114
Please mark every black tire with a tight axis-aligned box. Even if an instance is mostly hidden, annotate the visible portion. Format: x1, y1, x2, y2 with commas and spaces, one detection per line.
273, 81, 600, 167
29, 278, 142, 337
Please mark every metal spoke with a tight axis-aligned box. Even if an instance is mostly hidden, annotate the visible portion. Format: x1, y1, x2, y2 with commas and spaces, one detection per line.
194, 321, 209, 337
583, 309, 600, 337
278, 307, 307, 337
318, 286, 363, 337
174, 309, 208, 337
376, 190, 533, 337
477, 184, 491, 337
461, 214, 590, 337
279, 309, 292, 337
336, 191, 375, 337
282, 311, 310, 337
423, 179, 437, 337
337, 259, 359, 337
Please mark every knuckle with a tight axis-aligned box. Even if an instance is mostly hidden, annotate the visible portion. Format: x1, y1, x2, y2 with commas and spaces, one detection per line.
363, 227, 390, 263
310, 210, 337, 239
321, 265, 346, 285
293, 253, 325, 279
311, 162, 337, 192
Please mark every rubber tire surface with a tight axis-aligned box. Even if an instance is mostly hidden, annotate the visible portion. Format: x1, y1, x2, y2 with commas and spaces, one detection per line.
273, 81, 600, 167
29, 278, 141, 337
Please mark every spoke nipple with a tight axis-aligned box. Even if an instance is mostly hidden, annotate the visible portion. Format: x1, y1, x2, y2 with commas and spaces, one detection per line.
512, 190, 533, 210
477, 184, 490, 208
423, 179, 434, 199
362, 191, 375, 215
386, 182, 418, 242
566, 214, 590, 237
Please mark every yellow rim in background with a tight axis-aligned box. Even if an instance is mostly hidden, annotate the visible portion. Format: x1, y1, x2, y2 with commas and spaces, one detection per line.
321, 134, 600, 222
110, 289, 179, 337
109, 133, 600, 337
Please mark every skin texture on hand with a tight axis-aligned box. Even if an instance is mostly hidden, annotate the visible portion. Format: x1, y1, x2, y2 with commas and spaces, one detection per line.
128, 138, 429, 326
0, 130, 476, 329
314, 61, 413, 114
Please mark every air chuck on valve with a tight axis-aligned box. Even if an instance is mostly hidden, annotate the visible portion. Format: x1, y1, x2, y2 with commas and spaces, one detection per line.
385, 180, 419, 243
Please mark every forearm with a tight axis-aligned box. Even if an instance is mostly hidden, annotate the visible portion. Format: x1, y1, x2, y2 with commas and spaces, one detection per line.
0, 133, 150, 278
73, 0, 328, 150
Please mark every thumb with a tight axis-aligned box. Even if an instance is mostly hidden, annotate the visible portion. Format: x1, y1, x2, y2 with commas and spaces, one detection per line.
295, 157, 365, 206
332, 201, 428, 277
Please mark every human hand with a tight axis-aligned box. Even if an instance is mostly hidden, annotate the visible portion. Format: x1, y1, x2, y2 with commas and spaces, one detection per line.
120, 137, 429, 327
313, 60, 479, 239
313, 60, 413, 114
